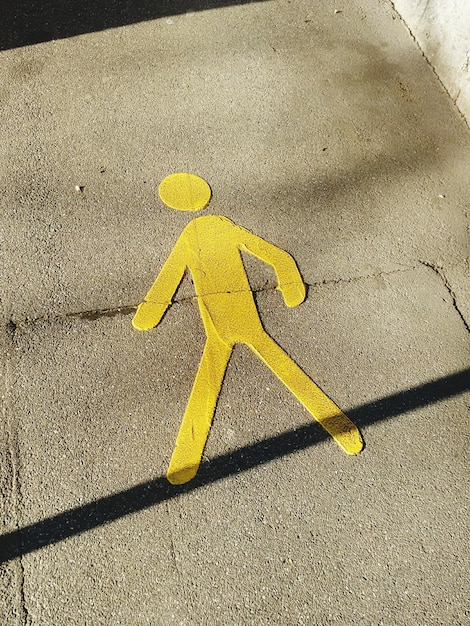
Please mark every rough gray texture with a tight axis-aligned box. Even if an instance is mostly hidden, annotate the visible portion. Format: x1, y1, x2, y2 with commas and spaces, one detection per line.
0, 322, 26, 625
1, 0, 469, 624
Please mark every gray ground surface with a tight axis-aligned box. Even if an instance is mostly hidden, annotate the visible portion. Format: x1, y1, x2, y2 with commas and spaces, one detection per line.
1, 0, 469, 624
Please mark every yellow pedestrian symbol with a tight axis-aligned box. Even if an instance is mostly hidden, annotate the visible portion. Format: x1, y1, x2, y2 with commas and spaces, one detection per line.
133, 173, 363, 484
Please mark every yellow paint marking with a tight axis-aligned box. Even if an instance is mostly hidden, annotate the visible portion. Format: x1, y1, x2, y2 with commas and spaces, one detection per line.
133, 173, 363, 484
158, 172, 211, 212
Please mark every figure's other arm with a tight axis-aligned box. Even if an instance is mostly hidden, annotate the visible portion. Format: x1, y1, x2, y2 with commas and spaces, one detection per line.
238, 226, 306, 307
132, 234, 188, 330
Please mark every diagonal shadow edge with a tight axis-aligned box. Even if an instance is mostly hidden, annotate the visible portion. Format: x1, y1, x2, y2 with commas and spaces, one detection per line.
1, 368, 469, 563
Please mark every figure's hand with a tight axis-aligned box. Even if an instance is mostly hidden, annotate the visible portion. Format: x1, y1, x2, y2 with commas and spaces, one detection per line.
280, 281, 306, 308
132, 301, 168, 330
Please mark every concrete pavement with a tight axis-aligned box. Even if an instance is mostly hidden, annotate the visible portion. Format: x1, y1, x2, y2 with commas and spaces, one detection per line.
1, 0, 469, 623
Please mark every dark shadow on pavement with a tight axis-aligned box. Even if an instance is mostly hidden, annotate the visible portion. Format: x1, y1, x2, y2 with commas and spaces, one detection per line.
1, 0, 268, 51
0, 368, 468, 563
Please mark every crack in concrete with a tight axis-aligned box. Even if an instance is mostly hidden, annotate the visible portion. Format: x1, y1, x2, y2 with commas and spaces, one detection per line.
9, 262, 469, 333
164, 501, 194, 623
3, 355, 30, 625
419, 260, 470, 333
18, 559, 30, 626
165, 502, 183, 579
7, 267, 415, 331
311, 266, 411, 288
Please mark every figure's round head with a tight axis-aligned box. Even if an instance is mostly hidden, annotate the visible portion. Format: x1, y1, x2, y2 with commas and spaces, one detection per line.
158, 172, 212, 211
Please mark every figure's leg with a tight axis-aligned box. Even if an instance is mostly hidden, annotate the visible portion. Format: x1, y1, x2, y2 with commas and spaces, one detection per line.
167, 333, 232, 484
249, 333, 363, 455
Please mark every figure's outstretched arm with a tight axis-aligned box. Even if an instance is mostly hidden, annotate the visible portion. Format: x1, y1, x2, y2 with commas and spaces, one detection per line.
238, 227, 306, 307
132, 235, 187, 330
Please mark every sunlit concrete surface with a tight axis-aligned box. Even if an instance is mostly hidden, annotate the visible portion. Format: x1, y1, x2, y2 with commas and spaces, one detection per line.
1, 0, 469, 624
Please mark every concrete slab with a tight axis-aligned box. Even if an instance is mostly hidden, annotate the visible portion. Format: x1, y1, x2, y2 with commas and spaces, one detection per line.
2, 267, 469, 624
1, 0, 469, 624
1, 0, 469, 323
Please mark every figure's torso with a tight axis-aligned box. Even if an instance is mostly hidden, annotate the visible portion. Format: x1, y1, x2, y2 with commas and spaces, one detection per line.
183, 215, 252, 296
182, 215, 262, 342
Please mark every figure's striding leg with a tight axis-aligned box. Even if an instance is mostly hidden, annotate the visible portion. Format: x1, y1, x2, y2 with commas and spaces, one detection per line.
248, 332, 363, 455
167, 332, 232, 484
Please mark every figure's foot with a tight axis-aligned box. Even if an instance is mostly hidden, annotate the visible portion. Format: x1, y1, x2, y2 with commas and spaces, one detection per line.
321, 412, 364, 455
166, 452, 200, 485
337, 428, 364, 455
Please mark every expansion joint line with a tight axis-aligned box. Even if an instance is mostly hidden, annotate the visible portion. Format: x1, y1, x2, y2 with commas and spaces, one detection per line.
2, 356, 30, 623
419, 260, 470, 333
8, 266, 418, 330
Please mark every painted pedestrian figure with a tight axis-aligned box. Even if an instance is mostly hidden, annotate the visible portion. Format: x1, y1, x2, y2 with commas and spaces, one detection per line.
133, 173, 363, 484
